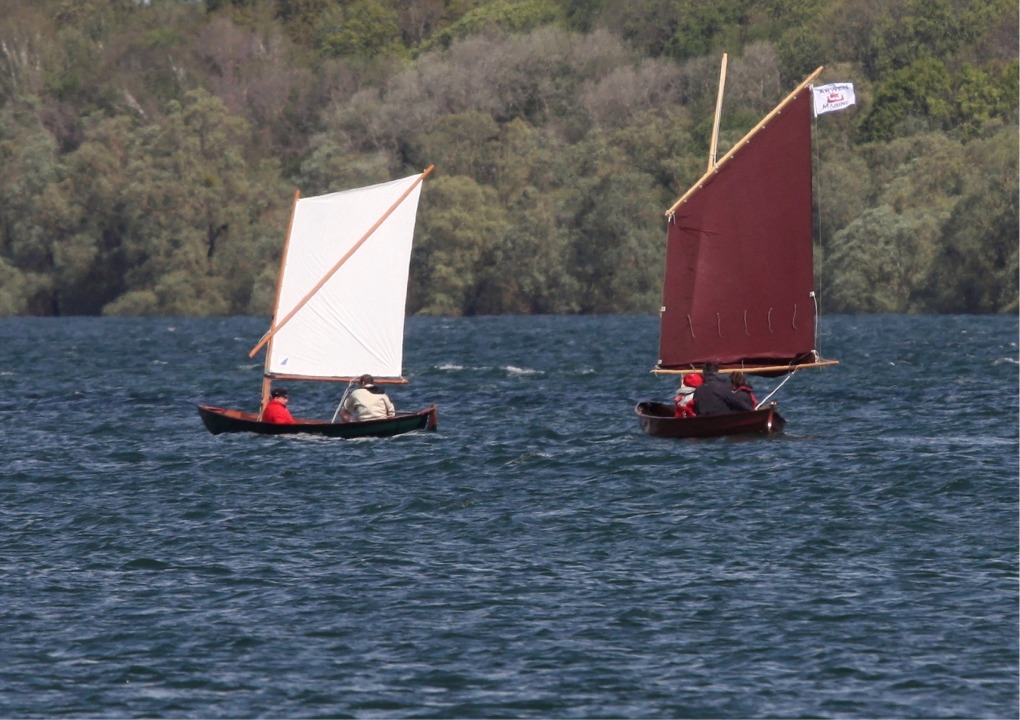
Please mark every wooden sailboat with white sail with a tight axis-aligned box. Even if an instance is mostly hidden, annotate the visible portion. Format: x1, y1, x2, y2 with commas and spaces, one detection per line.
636, 60, 839, 438
199, 167, 438, 438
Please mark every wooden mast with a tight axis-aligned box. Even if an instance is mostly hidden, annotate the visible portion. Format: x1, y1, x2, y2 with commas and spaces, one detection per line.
258, 189, 302, 419
249, 165, 435, 360
707, 53, 727, 171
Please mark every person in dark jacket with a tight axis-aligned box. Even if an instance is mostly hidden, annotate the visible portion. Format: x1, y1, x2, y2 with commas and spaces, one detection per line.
693, 362, 754, 415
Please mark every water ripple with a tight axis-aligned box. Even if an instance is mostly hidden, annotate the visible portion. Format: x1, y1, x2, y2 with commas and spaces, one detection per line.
0, 315, 1016, 718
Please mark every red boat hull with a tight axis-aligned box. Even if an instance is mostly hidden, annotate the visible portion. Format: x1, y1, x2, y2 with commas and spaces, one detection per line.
635, 401, 785, 439
198, 403, 438, 438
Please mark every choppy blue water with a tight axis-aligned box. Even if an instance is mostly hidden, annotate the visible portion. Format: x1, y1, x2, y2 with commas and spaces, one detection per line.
1, 314, 1017, 719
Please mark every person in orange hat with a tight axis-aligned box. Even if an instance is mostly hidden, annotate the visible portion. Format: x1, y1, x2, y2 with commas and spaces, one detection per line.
673, 372, 703, 418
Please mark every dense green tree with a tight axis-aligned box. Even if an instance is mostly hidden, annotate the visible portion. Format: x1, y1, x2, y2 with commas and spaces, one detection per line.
410, 175, 511, 315
826, 129, 1018, 313
105, 89, 281, 315
38, 114, 168, 314
859, 56, 954, 141
562, 133, 663, 312
665, 0, 756, 61
565, 171, 663, 313
827, 205, 937, 312
315, 0, 403, 58
0, 256, 47, 315
412, 111, 502, 182
420, 0, 563, 51
927, 126, 1019, 312
868, 0, 964, 74
953, 60, 1018, 139
296, 141, 398, 196
0, 104, 64, 314
468, 187, 580, 313
0, 0, 1015, 316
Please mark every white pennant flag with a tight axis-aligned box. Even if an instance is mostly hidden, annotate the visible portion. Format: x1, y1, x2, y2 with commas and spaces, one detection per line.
812, 82, 856, 116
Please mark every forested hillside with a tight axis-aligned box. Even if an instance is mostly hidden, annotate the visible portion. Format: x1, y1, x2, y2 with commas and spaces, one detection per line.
0, 0, 1015, 316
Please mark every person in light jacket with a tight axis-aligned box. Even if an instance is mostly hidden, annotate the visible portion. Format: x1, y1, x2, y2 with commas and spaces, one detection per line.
340, 374, 395, 422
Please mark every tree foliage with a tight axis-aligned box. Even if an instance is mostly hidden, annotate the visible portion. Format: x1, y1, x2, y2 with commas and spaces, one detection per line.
0, 0, 1015, 316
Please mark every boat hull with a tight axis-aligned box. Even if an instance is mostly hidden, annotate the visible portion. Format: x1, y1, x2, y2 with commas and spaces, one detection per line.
635, 401, 785, 439
197, 403, 438, 438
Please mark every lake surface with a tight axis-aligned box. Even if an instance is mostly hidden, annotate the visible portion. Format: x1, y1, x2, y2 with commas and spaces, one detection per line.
1, 314, 1017, 718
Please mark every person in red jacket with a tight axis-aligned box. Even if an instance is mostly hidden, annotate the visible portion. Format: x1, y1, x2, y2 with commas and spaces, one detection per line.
674, 373, 703, 418
262, 387, 296, 424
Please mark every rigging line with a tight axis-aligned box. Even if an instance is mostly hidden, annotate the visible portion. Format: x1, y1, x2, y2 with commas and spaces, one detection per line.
811, 104, 825, 344
331, 379, 358, 423
811, 291, 819, 355
755, 369, 795, 410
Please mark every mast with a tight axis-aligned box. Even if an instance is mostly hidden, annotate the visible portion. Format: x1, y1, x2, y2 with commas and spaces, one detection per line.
707, 53, 727, 171
258, 189, 302, 418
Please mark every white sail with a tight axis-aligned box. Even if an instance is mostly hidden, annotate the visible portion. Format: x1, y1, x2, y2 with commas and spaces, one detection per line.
266, 174, 424, 380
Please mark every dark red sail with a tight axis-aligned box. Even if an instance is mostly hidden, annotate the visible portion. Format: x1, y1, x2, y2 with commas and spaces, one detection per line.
658, 87, 818, 372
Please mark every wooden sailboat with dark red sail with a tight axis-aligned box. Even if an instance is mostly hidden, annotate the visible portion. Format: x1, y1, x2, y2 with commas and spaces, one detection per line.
636, 59, 839, 439
199, 168, 438, 438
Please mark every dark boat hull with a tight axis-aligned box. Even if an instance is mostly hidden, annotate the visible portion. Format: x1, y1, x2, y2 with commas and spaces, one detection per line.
635, 401, 785, 439
198, 403, 438, 438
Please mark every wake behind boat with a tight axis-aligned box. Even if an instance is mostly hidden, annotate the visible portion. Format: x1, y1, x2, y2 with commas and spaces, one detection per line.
637, 58, 842, 439
199, 167, 438, 438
